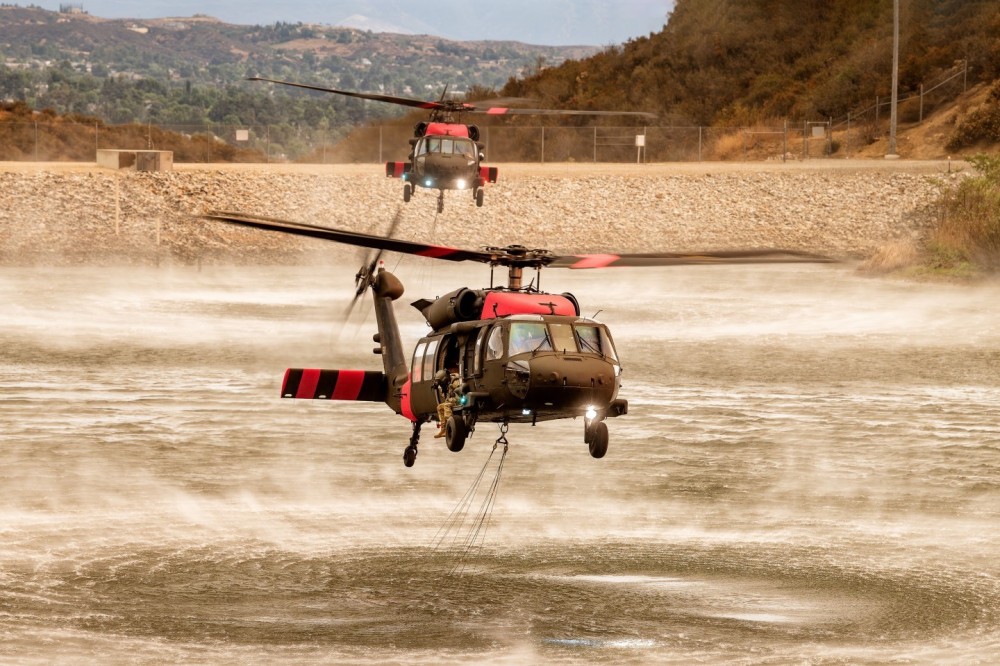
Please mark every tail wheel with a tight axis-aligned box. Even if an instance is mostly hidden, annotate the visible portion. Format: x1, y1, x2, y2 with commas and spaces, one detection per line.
403, 182, 412, 203
587, 421, 609, 459
445, 415, 468, 452
437, 192, 445, 213
475, 188, 484, 207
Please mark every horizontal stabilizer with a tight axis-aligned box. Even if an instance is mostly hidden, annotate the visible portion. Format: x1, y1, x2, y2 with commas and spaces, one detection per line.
479, 166, 499, 183
282, 369, 387, 401
385, 161, 410, 178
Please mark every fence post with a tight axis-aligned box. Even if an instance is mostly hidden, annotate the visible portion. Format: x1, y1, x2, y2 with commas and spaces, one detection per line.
875, 95, 879, 126
802, 121, 807, 160
34, 122, 38, 161
593, 126, 597, 162
698, 126, 702, 162
846, 112, 851, 158
783, 120, 787, 162
541, 126, 545, 163
919, 84, 924, 122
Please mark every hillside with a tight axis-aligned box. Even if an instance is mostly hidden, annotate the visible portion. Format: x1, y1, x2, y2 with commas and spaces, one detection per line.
501, 0, 1000, 145
0, 6, 595, 129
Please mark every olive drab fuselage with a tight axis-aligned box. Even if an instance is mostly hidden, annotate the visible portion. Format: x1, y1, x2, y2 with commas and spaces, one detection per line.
406, 314, 625, 425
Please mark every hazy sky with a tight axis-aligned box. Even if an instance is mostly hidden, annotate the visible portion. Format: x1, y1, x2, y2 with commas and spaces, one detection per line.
25, 1, 671, 45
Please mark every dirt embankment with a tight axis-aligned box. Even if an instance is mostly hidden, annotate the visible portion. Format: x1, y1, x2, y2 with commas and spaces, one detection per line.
0, 160, 964, 265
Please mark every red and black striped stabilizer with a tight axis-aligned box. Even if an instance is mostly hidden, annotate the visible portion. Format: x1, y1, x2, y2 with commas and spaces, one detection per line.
281, 369, 387, 402
479, 165, 499, 183
385, 161, 409, 178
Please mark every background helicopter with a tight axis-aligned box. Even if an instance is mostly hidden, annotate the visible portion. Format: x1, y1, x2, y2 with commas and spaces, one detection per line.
248, 77, 655, 212
205, 211, 835, 468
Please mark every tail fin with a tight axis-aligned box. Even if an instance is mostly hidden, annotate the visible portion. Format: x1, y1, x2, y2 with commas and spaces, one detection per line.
282, 369, 387, 402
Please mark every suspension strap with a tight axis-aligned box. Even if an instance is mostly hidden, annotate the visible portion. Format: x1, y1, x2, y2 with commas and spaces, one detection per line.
495, 422, 509, 450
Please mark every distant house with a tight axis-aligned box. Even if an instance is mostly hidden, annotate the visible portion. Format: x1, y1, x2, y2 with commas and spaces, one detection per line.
59, 3, 86, 14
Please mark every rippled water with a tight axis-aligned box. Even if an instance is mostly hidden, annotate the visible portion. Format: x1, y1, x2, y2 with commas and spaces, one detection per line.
2, 262, 999, 664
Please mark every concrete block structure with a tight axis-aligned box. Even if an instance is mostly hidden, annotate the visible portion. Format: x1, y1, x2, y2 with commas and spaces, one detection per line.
97, 149, 174, 172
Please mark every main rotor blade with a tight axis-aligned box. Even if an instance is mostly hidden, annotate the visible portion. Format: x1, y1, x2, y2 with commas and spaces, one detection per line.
469, 106, 658, 119
248, 76, 446, 110
546, 249, 838, 269
204, 212, 495, 263
249, 77, 655, 118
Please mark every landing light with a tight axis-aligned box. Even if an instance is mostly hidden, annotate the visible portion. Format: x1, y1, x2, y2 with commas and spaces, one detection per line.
424, 178, 434, 187
456, 178, 467, 190
585, 406, 597, 420
522, 408, 532, 416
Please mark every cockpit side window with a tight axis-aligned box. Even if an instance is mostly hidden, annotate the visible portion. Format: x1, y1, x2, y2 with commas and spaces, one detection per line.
600, 327, 619, 362
486, 325, 504, 361
509, 322, 551, 356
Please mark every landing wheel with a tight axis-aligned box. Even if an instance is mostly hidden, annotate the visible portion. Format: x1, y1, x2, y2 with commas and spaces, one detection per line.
403, 182, 412, 203
475, 187, 484, 207
437, 191, 445, 213
445, 415, 468, 452
586, 421, 609, 459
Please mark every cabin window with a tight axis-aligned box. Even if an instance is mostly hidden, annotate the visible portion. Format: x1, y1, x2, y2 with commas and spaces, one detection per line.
509, 322, 551, 356
473, 327, 487, 373
422, 338, 439, 382
412, 341, 426, 382
486, 326, 504, 361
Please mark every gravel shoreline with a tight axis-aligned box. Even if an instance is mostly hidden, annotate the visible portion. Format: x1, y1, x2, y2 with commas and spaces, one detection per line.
0, 161, 960, 265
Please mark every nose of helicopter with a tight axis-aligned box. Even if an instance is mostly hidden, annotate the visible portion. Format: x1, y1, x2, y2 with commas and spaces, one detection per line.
520, 354, 619, 411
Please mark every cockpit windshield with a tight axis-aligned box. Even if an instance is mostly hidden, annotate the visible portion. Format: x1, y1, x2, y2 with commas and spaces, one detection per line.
418, 137, 477, 157
506, 321, 619, 360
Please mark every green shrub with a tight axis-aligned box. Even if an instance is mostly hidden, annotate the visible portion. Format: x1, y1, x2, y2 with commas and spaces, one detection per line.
927, 153, 1000, 273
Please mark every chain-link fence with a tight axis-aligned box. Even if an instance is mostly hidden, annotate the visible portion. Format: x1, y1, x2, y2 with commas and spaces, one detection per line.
0, 62, 969, 164
0, 120, 846, 163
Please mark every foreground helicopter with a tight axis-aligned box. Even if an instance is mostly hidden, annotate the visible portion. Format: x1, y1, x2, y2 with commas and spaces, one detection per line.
248, 76, 655, 212
205, 211, 835, 467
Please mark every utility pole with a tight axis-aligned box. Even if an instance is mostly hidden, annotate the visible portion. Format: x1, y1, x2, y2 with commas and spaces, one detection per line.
886, 0, 900, 159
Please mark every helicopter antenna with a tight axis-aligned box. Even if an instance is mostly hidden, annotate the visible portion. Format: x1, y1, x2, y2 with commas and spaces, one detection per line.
591, 309, 603, 319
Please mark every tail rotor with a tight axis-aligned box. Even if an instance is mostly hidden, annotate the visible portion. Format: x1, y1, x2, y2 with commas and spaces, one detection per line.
344, 207, 405, 321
